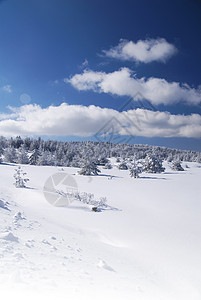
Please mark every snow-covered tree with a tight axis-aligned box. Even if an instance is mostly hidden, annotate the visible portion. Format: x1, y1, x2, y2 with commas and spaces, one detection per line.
142, 155, 165, 173
0, 136, 200, 167
16, 148, 29, 164
96, 157, 109, 166
13, 166, 29, 188
29, 149, 40, 165
37, 151, 54, 166
171, 161, 184, 171
74, 192, 107, 208
14, 136, 24, 148
129, 163, 142, 178
79, 161, 101, 176
3, 147, 17, 163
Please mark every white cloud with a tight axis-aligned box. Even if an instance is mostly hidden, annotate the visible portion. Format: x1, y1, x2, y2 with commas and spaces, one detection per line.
80, 59, 89, 68
0, 103, 201, 138
67, 68, 201, 105
64, 70, 105, 92
2, 85, 12, 93
102, 38, 177, 63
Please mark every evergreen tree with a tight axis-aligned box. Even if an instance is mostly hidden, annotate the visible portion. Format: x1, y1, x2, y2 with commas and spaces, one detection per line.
3, 147, 17, 163
14, 166, 29, 188
142, 155, 165, 173
29, 149, 40, 165
96, 157, 109, 166
129, 163, 142, 178
37, 151, 54, 166
16, 148, 29, 164
79, 161, 101, 175
171, 161, 184, 171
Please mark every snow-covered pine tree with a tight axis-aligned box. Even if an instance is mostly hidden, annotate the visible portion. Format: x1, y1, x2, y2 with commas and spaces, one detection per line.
171, 161, 184, 171
37, 151, 54, 166
16, 148, 29, 164
29, 149, 41, 165
142, 155, 165, 173
79, 161, 101, 175
13, 166, 29, 188
129, 163, 142, 178
96, 157, 109, 166
3, 147, 17, 163
0, 144, 3, 163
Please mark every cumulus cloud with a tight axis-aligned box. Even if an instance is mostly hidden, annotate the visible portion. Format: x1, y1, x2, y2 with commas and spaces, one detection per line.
2, 85, 12, 93
67, 68, 201, 106
0, 103, 201, 139
102, 38, 177, 63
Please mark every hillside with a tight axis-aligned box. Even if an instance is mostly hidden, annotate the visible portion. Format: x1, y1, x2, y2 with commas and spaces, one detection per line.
0, 161, 201, 299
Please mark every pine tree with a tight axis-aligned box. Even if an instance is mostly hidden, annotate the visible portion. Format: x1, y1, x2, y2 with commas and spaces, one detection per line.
3, 147, 17, 163
37, 151, 54, 166
16, 148, 29, 164
96, 157, 109, 166
142, 155, 165, 173
129, 163, 142, 178
29, 149, 40, 165
79, 161, 101, 175
171, 161, 184, 171
13, 166, 29, 188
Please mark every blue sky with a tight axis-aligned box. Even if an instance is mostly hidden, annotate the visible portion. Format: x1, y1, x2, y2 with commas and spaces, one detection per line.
0, 0, 201, 150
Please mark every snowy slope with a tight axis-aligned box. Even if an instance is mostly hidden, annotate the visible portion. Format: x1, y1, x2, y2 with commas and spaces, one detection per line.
0, 162, 201, 300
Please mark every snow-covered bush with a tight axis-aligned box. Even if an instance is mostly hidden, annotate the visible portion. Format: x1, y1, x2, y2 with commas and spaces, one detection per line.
142, 155, 165, 173
104, 162, 112, 169
0, 199, 8, 209
55, 189, 107, 208
171, 161, 184, 171
79, 161, 101, 176
13, 166, 29, 188
75, 192, 107, 208
96, 157, 109, 166
118, 161, 128, 170
129, 164, 142, 178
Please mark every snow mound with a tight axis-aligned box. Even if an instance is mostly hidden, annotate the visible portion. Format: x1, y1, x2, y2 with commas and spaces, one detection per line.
0, 199, 8, 209
0, 232, 19, 242
97, 259, 115, 272
13, 211, 26, 221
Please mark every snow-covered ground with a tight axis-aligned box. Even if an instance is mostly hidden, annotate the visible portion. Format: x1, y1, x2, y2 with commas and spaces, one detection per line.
0, 161, 201, 300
